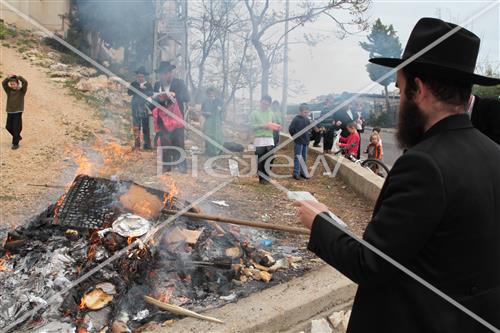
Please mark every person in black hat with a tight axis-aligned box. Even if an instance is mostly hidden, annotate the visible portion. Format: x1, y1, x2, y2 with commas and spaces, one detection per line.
128, 66, 153, 150
294, 18, 500, 333
467, 94, 500, 145
152, 61, 190, 172
2, 74, 28, 150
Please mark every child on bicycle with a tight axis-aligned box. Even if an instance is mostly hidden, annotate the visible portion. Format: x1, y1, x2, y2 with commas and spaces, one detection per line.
365, 132, 383, 160
337, 122, 360, 158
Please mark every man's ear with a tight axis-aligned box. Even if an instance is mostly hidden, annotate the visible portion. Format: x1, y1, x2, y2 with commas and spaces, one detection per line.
413, 77, 428, 104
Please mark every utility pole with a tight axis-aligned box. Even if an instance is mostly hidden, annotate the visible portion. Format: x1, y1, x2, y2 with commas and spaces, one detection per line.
152, 0, 160, 78
281, 0, 289, 126
183, 0, 188, 83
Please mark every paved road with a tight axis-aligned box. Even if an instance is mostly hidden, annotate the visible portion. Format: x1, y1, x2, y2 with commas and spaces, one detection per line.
360, 128, 403, 168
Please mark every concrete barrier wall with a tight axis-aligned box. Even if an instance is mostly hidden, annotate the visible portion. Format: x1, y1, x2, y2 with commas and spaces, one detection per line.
280, 134, 384, 204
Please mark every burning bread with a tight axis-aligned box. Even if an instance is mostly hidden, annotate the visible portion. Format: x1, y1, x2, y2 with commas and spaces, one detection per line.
119, 185, 164, 220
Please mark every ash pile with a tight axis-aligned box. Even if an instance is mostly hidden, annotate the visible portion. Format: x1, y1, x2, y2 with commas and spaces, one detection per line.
0, 175, 310, 333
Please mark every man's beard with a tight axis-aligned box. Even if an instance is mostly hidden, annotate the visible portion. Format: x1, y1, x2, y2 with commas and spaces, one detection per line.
396, 98, 427, 149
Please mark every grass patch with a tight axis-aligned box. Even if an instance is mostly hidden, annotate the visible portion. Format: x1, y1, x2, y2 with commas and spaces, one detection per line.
60, 52, 88, 66
64, 80, 106, 109
0, 21, 17, 39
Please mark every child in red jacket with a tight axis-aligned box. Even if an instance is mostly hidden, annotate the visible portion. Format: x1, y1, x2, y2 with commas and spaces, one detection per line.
337, 122, 360, 157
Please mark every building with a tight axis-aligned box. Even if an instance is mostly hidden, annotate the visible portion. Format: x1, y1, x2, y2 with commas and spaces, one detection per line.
0, 0, 69, 34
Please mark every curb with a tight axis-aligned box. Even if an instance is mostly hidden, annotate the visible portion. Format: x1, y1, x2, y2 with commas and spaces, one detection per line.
150, 265, 356, 333
281, 134, 384, 204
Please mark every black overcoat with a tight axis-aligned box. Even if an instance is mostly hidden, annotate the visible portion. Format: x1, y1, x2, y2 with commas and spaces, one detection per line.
471, 96, 500, 145
308, 114, 500, 333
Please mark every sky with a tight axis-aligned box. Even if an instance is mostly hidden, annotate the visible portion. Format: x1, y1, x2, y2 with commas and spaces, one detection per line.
272, 0, 500, 103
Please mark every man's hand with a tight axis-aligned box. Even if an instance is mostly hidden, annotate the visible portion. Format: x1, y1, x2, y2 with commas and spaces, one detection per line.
293, 200, 330, 230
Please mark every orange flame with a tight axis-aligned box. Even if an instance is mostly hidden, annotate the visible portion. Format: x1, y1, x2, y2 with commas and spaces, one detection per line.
0, 253, 13, 272
160, 175, 178, 208
155, 287, 174, 304
68, 138, 133, 178
79, 296, 86, 309
93, 138, 133, 176
53, 194, 66, 224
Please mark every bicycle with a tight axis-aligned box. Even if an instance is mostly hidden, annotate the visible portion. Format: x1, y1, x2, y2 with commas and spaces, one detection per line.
334, 146, 390, 178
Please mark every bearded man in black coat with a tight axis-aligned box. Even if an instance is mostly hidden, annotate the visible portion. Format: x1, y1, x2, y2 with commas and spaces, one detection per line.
295, 18, 500, 333
152, 61, 190, 173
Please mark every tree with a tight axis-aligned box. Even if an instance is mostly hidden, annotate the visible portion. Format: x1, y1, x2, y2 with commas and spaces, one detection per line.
360, 18, 402, 116
473, 62, 500, 98
187, 0, 248, 103
244, 0, 370, 97
73, 0, 154, 66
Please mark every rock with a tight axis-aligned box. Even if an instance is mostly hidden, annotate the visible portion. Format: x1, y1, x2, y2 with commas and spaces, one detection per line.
31, 58, 55, 68
96, 90, 127, 106
311, 318, 332, 333
24, 48, 44, 58
75, 75, 109, 92
342, 310, 351, 330
46, 51, 60, 60
328, 310, 351, 331
328, 310, 344, 328
50, 77, 68, 83
70, 72, 83, 81
49, 70, 71, 78
84, 307, 111, 332
74, 65, 98, 77
50, 63, 69, 72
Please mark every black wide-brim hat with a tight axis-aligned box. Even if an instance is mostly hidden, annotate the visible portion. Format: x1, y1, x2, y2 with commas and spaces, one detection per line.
134, 66, 149, 75
155, 61, 176, 73
369, 17, 500, 86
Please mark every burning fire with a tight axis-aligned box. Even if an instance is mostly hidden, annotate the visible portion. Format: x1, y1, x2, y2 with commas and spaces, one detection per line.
53, 194, 66, 224
68, 138, 133, 178
93, 138, 133, 176
79, 297, 87, 310
160, 174, 178, 208
0, 252, 13, 272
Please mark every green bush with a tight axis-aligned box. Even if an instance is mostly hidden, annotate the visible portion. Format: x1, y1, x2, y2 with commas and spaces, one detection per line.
0, 21, 17, 39
60, 52, 88, 66
473, 84, 500, 99
368, 111, 396, 128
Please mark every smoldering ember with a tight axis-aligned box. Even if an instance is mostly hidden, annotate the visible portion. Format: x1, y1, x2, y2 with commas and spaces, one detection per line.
0, 174, 315, 332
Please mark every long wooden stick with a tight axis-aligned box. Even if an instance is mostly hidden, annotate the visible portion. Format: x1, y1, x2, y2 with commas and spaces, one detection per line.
26, 183, 66, 188
163, 209, 310, 235
144, 295, 224, 324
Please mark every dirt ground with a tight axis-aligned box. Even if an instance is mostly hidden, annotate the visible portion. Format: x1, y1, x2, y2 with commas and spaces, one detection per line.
0, 42, 373, 241
0, 45, 103, 227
